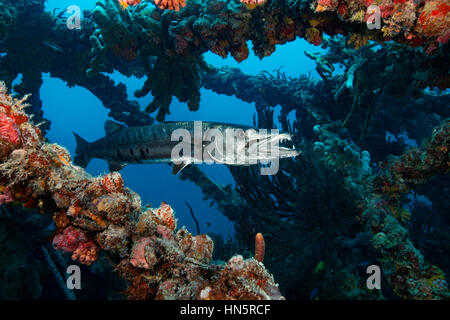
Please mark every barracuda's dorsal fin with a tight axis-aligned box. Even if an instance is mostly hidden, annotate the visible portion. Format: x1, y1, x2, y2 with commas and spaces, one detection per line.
108, 161, 126, 172
172, 161, 191, 175
105, 120, 125, 135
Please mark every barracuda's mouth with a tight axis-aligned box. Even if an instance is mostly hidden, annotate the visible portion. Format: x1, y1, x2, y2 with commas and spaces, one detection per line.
244, 132, 300, 163
206, 129, 300, 165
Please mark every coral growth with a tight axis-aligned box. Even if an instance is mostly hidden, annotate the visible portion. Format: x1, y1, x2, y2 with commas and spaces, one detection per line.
316, 121, 450, 299
240, 0, 267, 10
313, 0, 449, 50
1, 0, 447, 127
361, 196, 449, 299
118, 0, 141, 10
305, 27, 323, 45
254, 233, 265, 263
0, 83, 283, 300
198, 255, 284, 300
0, 0, 448, 301
316, 0, 339, 13
0, 187, 13, 205
376, 119, 450, 199
180, 92, 449, 300
415, 1, 450, 40
0, 98, 27, 158
154, 0, 187, 11
52, 226, 89, 253
52, 226, 99, 265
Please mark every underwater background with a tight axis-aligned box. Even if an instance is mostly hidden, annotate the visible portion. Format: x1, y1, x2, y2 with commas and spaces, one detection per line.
0, 0, 449, 300
42, 0, 321, 238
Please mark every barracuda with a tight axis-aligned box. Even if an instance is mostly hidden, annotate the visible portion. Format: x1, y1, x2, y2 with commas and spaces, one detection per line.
73, 121, 300, 174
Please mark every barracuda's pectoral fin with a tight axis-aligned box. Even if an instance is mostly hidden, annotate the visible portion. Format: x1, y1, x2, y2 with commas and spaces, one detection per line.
172, 161, 191, 175
108, 161, 127, 172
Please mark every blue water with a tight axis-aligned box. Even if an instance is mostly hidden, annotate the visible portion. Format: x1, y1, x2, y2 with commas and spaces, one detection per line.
41, 0, 325, 236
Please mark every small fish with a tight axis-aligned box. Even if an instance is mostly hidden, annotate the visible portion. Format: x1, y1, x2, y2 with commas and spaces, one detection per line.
73, 121, 300, 174
42, 40, 63, 53
204, 222, 211, 228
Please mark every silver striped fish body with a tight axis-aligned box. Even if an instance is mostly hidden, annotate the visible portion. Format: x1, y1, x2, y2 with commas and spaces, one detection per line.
73, 121, 299, 173
88, 125, 178, 164
85, 121, 250, 164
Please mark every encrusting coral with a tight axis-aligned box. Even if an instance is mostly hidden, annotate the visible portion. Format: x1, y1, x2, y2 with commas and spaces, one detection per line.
312, 0, 449, 51
84, 0, 449, 121
376, 119, 450, 198
154, 0, 187, 11
0, 0, 447, 126
362, 120, 450, 299
0, 83, 283, 300
240, 0, 267, 10
300, 121, 450, 300
119, 0, 142, 10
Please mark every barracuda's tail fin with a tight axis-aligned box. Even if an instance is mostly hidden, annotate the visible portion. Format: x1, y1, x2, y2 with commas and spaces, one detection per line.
73, 132, 91, 169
